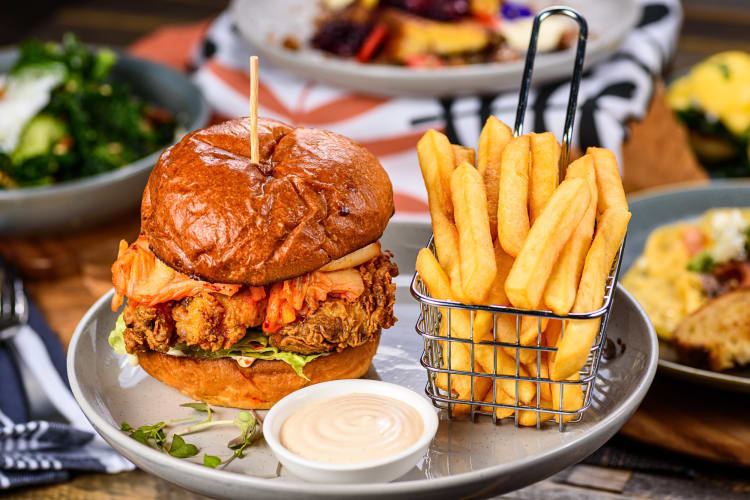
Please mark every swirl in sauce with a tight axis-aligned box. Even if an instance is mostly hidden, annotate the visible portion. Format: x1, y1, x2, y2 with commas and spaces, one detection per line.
279, 393, 424, 464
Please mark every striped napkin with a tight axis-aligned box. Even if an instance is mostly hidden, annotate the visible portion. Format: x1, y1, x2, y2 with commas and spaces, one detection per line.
142, 0, 680, 216
0, 298, 133, 490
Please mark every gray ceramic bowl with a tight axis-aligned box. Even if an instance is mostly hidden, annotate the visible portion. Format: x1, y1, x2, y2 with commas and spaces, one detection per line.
624, 180, 750, 393
68, 221, 658, 499
0, 48, 210, 235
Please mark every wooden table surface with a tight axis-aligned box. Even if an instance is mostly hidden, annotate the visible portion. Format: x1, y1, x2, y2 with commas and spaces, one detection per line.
3, 0, 750, 498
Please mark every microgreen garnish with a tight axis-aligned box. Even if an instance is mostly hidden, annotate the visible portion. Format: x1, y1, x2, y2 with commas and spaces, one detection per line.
168, 434, 199, 458
120, 418, 195, 453
120, 402, 264, 469
203, 454, 221, 468
180, 402, 213, 419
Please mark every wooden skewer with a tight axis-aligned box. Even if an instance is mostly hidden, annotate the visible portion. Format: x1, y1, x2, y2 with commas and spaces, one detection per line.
249, 55, 259, 163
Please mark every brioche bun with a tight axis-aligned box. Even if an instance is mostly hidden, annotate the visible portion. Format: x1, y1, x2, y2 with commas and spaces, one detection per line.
136, 334, 380, 409
140, 117, 394, 286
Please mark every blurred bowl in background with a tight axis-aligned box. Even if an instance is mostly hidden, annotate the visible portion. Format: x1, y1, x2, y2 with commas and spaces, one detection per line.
0, 48, 210, 235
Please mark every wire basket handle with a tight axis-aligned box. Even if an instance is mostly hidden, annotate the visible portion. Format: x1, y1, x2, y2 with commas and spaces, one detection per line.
513, 7, 588, 175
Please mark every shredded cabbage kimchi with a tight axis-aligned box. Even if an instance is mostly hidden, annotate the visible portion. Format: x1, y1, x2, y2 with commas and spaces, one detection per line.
111, 236, 366, 333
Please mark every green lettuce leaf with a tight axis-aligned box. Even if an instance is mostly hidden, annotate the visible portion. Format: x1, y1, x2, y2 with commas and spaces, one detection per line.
107, 314, 323, 380
172, 330, 324, 380
108, 313, 128, 355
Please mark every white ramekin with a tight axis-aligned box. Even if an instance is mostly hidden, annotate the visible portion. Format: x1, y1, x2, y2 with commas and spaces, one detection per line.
263, 379, 438, 484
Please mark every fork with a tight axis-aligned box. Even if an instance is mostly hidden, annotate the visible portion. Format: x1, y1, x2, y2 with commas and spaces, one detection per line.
0, 257, 94, 430
0, 257, 27, 339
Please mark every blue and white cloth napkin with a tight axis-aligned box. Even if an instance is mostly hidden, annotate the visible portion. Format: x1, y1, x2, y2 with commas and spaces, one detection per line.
0, 298, 133, 490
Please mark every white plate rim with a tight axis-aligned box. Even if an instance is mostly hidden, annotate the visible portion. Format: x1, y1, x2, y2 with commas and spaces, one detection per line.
229, 0, 641, 96
68, 284, 657, 496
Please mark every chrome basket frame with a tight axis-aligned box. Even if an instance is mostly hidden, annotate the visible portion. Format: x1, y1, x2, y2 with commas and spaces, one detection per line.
411, 7, 626, 430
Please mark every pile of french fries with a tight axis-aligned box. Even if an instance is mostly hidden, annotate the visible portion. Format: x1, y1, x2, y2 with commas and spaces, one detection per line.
415, 117, 630, 424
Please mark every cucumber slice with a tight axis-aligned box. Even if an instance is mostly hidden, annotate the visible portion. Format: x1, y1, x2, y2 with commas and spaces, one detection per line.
11, 114, 67, 164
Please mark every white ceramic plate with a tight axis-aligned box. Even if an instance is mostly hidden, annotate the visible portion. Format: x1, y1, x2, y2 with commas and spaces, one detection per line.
68, 221, 657, 499
230, 0, 640, 96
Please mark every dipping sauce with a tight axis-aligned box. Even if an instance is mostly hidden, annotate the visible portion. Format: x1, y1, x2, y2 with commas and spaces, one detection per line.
279, 393, 424, 464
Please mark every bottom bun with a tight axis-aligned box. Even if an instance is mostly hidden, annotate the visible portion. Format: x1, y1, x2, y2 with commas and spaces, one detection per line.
137, 334, 380, 409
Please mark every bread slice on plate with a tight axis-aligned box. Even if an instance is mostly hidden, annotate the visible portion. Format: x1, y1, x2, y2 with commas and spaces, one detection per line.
674, 288, 750, 371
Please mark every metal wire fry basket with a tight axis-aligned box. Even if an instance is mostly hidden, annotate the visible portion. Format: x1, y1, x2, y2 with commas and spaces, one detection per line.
411, 7, 627, 430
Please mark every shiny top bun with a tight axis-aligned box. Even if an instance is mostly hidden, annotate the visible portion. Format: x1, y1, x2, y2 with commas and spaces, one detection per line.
141, 117, 394, 285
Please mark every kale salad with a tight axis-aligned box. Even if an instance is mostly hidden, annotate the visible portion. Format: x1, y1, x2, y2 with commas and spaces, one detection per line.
0, 34, 178, 189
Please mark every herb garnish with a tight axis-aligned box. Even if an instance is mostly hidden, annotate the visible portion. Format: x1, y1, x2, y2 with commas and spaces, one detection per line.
169, 435, 199, 458
120, 402, 264, 469
717, 62, 731, 80
119, 418, 196, 455
687, 251, 715, 273
203, 454, 222, 468
177, 409, 263, 469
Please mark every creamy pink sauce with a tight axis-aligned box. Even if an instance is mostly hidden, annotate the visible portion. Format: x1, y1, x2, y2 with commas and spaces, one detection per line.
279, 393, 424, 464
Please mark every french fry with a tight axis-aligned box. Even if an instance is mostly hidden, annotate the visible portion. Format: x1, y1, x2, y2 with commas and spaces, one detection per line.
416, 250, 467, 400
432, 211, 461, 277
469, 241, 517, 390
552, 383, 583, 424
489, 311, 540, 364
546, 331, 583, 423
448, 265, 468, 303
417, 129, 456, 219
418, 131, 461, 277
587, 147, 628, 216
519, 316, 549, 347
551, 208, 631, 380
549, 355, 584, 423
452, 144, 476, 167
416, 248, 453, 300
525, 352, 552, 401
497, 135, 531, 257
417, 249, 490, 415
518, 398, 555, 426
528, 132, 560, 223
545, 319, 562, 349
484, 241, 514, 307
469, 242, 514, 373
543, 155, 598, 315
492, 312, 530, 363
480, 383, 515, 419
478, 116, 513, 240
494, 347, 536, 404
451, 162, 497, 302
505, 178, 590, 310
437, 320, 491, 416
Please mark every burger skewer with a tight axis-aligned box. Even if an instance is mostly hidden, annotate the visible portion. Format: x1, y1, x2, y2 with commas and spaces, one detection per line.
249, 55, 259, 163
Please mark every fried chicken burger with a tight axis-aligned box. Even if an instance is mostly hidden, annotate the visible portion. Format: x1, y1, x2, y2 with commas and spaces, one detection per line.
108, 117, 398, 409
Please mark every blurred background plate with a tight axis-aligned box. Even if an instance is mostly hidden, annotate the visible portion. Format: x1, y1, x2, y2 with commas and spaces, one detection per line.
623, 180, 750, 394
230, 0, 640, 97
0, 48, 210, 235
68, 220, 658, 500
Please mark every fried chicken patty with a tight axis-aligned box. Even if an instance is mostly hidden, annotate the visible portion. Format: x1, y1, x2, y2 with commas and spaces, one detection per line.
123, 288, 266, 353
121, 253, 397, 355
269, 254, 398, 354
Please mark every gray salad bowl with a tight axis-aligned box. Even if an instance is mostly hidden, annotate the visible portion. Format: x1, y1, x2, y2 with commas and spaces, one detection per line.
0, 48, 210, 235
